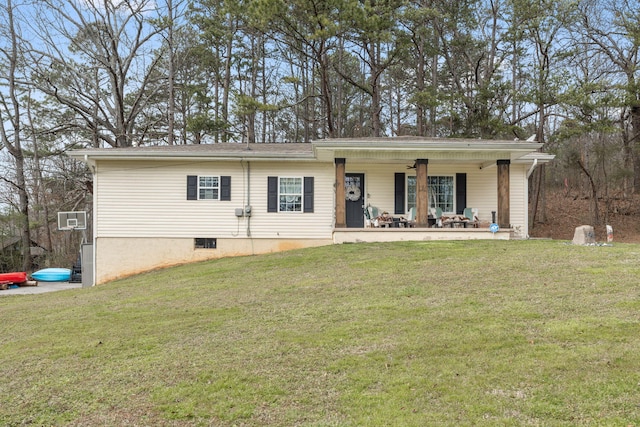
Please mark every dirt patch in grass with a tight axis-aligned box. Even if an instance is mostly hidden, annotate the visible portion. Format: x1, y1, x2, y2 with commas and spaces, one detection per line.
529, 190, 640, 243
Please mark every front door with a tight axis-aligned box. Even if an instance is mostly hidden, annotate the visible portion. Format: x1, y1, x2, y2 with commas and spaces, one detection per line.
345, 173, 365, 228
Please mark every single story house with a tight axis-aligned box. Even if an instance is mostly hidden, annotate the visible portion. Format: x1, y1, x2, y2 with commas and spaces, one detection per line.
70, 137, 554, 285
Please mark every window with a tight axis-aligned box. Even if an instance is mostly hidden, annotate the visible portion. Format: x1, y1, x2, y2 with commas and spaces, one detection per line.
187, 175, 231, 201
406, 175, 454, 213
199, 176, 219, 200
268, 176, 314, 213
345, 175, 362, 202
429, 176, 454, 212
407, 176, 417, 211
194, 238, 217, 249
279, 177, 302, 211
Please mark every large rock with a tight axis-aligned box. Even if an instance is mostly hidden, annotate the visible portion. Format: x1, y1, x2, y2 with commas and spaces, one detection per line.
572, 225, 596, 245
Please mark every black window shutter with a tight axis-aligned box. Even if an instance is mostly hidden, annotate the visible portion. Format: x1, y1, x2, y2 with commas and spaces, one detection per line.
267, 176, 278, 212
187, 175, 198, 200
220, 176, 231, 201
394, 173, 405, 214
456, 173, 467, 214
303, 177, 314, 213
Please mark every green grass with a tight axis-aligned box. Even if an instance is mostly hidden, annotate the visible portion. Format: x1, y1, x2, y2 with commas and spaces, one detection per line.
1, 240, 640, 426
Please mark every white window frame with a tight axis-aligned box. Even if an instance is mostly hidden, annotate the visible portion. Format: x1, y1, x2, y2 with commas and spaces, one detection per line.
406, 175, 455, 214
278, 177, 303, 212
407, 175, 417, 212
429, 175, 455, 213
198, 176, 220, 200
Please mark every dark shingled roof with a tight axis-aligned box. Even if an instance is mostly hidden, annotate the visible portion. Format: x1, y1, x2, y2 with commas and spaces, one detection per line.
110, 142, 315, 154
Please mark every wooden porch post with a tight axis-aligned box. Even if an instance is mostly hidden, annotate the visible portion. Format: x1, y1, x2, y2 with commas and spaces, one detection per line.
497, 159, 510, 228
335, 158, 346, 228
416, 159, 429, 227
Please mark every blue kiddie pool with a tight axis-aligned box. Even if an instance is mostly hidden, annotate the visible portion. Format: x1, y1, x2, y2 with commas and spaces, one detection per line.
31, 268, 72, 282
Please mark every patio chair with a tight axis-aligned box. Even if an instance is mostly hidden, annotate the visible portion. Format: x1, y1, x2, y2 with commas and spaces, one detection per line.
429, 207, 443, 227
463, 207, 479, 227
364, 206, 372, 227
406, 207, 416, 227
366, 206, 380, 227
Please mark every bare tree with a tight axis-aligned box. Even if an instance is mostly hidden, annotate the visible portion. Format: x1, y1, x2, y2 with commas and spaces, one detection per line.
0, 0, 32, 271
29, 0, 166, 147
577, 0, 640, 193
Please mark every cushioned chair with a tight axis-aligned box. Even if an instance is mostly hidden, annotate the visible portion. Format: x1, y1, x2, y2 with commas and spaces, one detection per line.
463, 207, 479, 227
364, 206, 373, 227
406, 207, 416, 227
366, 206, 380, 227
429, 207, 443, 227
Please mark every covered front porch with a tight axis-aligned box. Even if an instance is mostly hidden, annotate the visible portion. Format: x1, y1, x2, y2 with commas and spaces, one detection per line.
313, 137, 554, 239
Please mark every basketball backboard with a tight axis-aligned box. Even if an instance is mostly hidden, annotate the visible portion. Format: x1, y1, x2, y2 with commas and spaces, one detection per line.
57, 211, 87, 230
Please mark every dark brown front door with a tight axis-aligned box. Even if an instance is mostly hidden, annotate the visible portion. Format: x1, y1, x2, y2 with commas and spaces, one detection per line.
345, 173, 365, 228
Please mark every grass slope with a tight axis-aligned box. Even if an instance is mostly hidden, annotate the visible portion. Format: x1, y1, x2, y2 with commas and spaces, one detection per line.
1, 240, 640, 426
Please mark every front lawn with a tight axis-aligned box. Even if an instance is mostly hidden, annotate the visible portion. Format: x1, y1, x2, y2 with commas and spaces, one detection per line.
1, 240, 639, 426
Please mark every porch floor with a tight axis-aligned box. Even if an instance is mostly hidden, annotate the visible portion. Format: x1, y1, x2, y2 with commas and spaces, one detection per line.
333, 226, 513, 243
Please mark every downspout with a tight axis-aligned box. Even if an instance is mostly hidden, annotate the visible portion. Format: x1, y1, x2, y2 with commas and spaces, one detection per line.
525, 158, 539, 239
526, 158, 538, 179
88, 155, 97, 287
246, 161, 251, 237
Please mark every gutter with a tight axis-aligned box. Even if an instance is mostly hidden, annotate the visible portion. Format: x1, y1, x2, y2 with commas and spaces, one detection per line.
526, 158, 539, 179
313, 140, 544, 152
68, 152, 316, 162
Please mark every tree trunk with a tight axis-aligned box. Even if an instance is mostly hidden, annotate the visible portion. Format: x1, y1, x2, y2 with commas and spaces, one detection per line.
529, 166, 542, 228
222, 18, 235, 143
430, 54, 438, 137
26, 93, 53, 257
631, 103, 640, 193
415, 43, 426, 136
370, 41, 383, 137
2, 0, 32, 272
166, 0, 175, 145
577, 156, 600, 225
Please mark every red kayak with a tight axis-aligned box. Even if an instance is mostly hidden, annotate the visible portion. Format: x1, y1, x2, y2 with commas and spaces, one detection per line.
0, 272, 27, 284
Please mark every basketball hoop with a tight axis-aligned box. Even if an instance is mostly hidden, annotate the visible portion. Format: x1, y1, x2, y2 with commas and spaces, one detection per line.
57, 211, 87, 231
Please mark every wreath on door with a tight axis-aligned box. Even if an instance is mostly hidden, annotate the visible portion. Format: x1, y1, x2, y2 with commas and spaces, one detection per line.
345, 184, 361, 201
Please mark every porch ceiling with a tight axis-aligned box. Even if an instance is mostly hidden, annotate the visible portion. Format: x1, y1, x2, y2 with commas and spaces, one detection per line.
312, 138, 546, 164
316, 148, 520, 163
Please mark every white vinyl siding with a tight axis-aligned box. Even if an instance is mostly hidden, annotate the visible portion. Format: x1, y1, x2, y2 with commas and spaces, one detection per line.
464, 165, 497, 223
252, 163, 333, 238
510, 164, 528, 237
94, 160, 334, 239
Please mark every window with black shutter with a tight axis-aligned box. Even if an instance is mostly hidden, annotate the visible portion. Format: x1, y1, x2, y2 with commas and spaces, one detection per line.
394, 173, 405, 214
456, 173, 467, 214
268, 176, 314, 213
187, 175, 231, 200
220, 176, 231, 201
303, 177, 314, 213
187, 175, 198, 200
267, 176, 278, 212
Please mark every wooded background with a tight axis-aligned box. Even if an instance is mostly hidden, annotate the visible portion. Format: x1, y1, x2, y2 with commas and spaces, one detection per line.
1, 0, 639, 271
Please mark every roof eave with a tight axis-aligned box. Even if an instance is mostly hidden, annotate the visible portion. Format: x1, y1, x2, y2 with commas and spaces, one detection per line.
67, 150, 316, 162
312, 140, 544, 151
